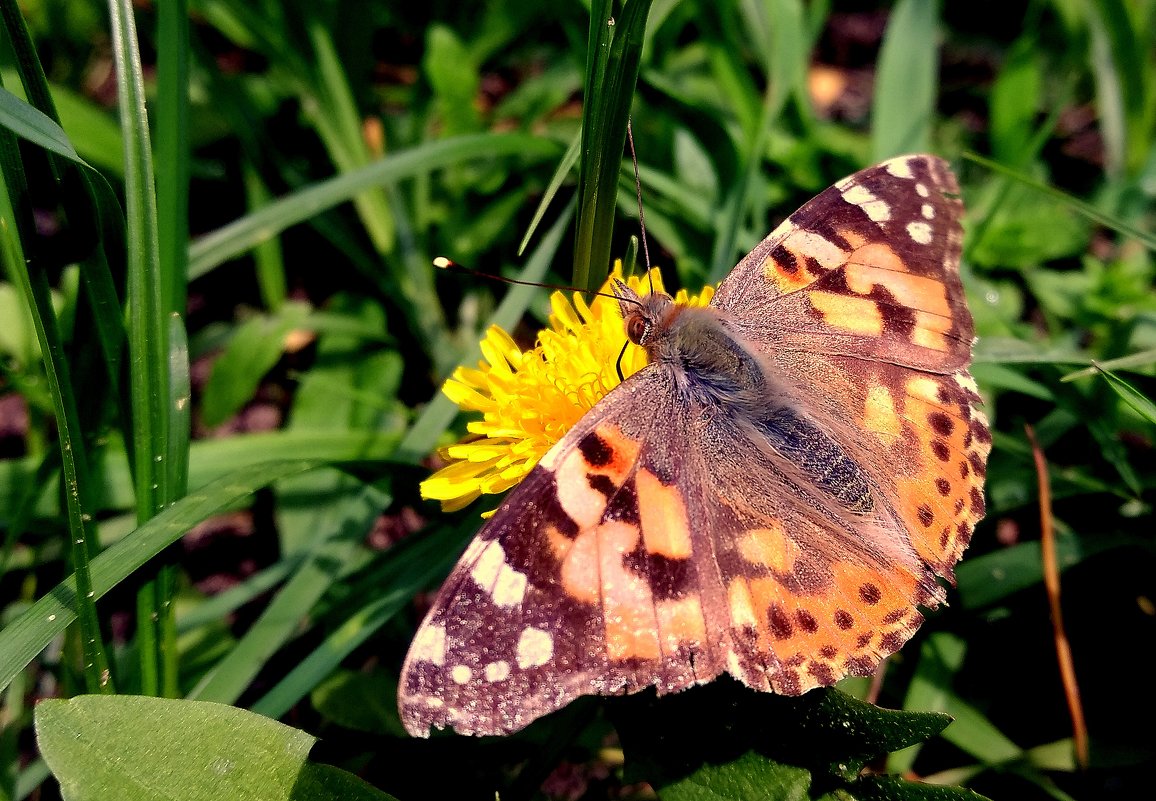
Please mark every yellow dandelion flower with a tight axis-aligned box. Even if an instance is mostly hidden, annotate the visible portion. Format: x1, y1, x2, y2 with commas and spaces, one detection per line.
421, 264, 714, 512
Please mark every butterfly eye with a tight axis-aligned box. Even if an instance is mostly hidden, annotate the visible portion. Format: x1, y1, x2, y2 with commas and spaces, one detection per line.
626, 315, 649, 344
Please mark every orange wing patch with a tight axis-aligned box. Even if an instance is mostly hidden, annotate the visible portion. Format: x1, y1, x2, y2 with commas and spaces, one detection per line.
892, 372, 990, 577
728, 558, 930, 695
807, 292, 885, 336
637, 470, 693, 558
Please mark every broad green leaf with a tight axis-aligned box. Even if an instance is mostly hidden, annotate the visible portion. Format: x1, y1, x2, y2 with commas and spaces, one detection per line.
35, 695, 394, 801
656, 751, 811, 801
618, 683, 953, 800
311, 670, 404, 737
200, 301, 313, 427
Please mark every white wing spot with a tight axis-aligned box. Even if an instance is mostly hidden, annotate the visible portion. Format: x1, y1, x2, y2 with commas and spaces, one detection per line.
955, 372, 980, 394
921, 203, 935, 219
916, 182, 930, 197
409, 622, 447, 666
492, 566, 527, 607
451, 664, 472, 685
470, 540, 504, 589
884, 157, 914, 178
484, 660, 511, 682
469, 541, 528, 608
788, 230, 846, 269
841, 184, 891, 222
907, 221, 933, 245
426, 697, 444, 708
516, 627, 554, 669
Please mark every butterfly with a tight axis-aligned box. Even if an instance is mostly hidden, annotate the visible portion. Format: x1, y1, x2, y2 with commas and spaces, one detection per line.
399, 154, 989, 737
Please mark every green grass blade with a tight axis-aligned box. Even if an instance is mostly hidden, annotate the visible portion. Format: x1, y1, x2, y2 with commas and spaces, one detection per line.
155, 0, 190, 318
1090, 364, 1156, 424
1085, 0, 1143, 177
187, 484, 388, 706
0, 123, 111, 696
108, 0, 183, 697
708, 0, 805, 282
242, 161, 288, 309
518, 130, 581, 256
0, 87, 83, 163
573, 0, 653, 292
0, 459, 331, 695
304, 13, 396, 255
964, 151, 1156, 251
1060, 348, 1156, 381
249, 522, 464, 719
871, 0, 939, 161
188, 133, 560, 279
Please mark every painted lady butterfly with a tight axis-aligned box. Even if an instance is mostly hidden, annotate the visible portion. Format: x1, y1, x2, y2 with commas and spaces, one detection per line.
400, 154, 990, 737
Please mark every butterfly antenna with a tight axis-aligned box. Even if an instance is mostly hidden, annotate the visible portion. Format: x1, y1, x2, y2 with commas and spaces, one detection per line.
434, 257, 643, 309
626, 117, 653, 295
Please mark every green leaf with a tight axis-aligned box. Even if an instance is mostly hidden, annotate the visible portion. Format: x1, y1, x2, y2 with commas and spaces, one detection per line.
850, 775, 992, 800
656, 751, 812, 801
200, 301, 312, 427
424, 25, 481, 136
311, 670, 404, 737
617, 683, 954, 799
35, 695, 395, 801
988, 36, 1042, 164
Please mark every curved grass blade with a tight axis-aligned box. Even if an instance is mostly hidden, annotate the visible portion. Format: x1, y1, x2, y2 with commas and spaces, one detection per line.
0, 460, 330, 695
188, 133, 561, 280
1089, 363, 1156, 424
964, 151, 1156, 251
518, 130, 581, 256
0, 86, 83, 163
249, 520, 466, 718
0, 125, 110, 696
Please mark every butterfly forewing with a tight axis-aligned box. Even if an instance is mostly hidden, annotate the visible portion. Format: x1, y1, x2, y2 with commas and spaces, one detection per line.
714, 155, 971, 373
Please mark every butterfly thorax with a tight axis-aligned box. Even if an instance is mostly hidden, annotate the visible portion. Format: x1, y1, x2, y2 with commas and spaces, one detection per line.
616, 281, 771, 411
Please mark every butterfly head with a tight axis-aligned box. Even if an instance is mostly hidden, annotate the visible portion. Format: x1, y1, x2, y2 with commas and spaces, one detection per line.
613, 278, 675, 347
